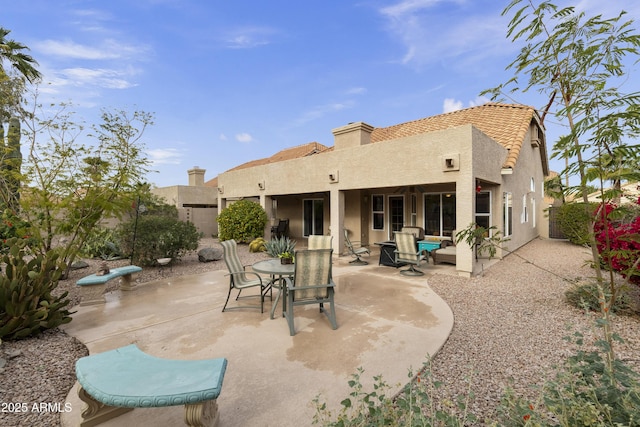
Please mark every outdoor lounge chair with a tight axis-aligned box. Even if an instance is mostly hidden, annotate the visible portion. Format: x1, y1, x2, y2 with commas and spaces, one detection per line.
283, 249, 337, 336
308, 235, 333, 250
344, 229, 370, 265
394, 232, 427, 276
221, 239, 270, 313
432, 239, 457, 265
271, 219, 289, 239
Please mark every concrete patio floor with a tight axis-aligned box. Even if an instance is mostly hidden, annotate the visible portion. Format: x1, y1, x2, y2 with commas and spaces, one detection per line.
60, 254, 455, 427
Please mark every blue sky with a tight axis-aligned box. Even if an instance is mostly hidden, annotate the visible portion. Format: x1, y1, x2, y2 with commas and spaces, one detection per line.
5, 0, 640, 187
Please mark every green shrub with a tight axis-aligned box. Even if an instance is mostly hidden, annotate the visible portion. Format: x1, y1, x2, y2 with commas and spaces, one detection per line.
80, 227, 121, 259
249, 237, 267, 253
0, 238, 73, 340
557, 202, 598, 246
264, 236, 296, 257
565, 281, 631, 313
117, 216, 200, 266
313, 362, 477, 426
217, 200, 268, 243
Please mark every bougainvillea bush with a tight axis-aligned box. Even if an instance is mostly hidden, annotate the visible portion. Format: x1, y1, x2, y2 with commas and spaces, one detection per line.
594, 198, 640, 284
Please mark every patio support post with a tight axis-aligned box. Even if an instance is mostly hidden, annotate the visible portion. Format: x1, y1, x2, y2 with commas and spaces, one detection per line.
260, 194, 273, 239
455, 176, 474, 277
330, 189, 345, 255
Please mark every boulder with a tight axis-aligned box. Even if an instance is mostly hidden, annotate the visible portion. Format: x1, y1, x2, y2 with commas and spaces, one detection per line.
70, 260, 90, 270
198, 247, 222, 263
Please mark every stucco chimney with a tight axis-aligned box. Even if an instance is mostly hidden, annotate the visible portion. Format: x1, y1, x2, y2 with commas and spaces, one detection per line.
332, 122, 374, 150
188, 166, 206, 186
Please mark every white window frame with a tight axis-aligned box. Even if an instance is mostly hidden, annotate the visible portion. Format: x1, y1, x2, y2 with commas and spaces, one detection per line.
503, 192, 512, 237
372, 194, 385, 231
475, 191, 492, 231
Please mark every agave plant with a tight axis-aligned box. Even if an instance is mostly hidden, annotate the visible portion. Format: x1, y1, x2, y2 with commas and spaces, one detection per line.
264, 236, 296, 258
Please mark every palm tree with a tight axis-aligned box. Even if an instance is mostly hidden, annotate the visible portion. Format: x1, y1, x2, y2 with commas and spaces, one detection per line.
0, 27, 41, 83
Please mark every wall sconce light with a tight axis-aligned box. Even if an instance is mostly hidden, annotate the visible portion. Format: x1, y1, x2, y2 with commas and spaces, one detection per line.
445, 158, 454, 168
329, 171, 338, 183
217, 186, 224, 194
258, 181, 265, 190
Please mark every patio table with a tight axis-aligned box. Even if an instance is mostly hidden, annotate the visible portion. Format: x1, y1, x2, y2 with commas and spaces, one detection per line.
252, 259, 295, 319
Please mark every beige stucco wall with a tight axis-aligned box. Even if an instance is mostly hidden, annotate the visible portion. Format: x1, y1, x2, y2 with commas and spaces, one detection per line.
152, 185, 219, 236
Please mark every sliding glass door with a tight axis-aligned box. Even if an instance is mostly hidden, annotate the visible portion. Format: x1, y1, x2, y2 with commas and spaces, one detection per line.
424, 193, 456, 237
303, 199, 323, 236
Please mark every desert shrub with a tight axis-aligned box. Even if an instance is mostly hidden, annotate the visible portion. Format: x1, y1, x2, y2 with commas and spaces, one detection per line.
313, 362, 477, 426
557, 202, 598, 246
117, 216, 199, 266
79, 227, 121, 259
497, 333, 640, 426
249, 237, 267, 253
565, 281, 631, 313
0, 210, 37, 253
0, 238, 72, 340
217, 200, 268, 243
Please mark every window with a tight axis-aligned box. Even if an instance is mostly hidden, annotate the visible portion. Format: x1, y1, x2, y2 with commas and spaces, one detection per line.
475, 191, 491, 230
372, 195, 384, 230
521, 194, 528, 223
389, 196, 404, 235
424, 193, 456, 236
503, 192, 512, 237
303, 199, 323, 236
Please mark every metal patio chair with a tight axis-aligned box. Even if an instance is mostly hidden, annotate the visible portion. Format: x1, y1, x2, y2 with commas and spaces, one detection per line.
221, 239, 270, 312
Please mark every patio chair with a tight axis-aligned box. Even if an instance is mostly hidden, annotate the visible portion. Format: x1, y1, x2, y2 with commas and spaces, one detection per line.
308, 235, 333, 250
271, 219, 289, 239
283, 249, 337, 336
394, 232, 427, 276
220, 239, 270, 313
344, 229, 370, 265
432, 230, 457, 265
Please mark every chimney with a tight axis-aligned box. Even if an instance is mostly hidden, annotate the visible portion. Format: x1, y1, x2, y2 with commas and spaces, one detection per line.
332, 122, 374, 150
188, 166, 206, 186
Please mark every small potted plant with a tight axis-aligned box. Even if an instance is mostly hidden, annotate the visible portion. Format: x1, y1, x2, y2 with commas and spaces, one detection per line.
278, 251, 294, 264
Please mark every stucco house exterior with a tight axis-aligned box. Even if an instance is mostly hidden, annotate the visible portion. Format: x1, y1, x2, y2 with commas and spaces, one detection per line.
216, 103, 550, 277
152, 167, 219, 237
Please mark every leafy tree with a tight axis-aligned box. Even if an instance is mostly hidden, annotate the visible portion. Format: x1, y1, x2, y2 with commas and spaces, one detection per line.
217, 200, 268, 242
18, 95, 153, 276
483, 0, 640, 381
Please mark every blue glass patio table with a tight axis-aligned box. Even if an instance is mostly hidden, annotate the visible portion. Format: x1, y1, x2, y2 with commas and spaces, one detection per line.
252, 259, 295, 319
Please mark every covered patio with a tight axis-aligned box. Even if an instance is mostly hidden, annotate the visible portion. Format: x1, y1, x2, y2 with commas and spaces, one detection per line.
60, 251, 455, 426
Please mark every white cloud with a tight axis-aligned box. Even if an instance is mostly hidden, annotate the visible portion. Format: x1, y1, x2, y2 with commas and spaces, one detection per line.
222, 26, 278, 49
346, 87, 367, 95
235, 133, 254, 143
378, 1, 508, 69
294, 100, 355, 126
59, 67, 138, 89
219, 133, 228, 141
36, 39, 124, 60
443, 96, 489, 113
148, 148, 184, 165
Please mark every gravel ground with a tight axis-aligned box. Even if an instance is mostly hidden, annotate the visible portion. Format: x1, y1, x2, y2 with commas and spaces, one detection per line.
0, 237, 638, 426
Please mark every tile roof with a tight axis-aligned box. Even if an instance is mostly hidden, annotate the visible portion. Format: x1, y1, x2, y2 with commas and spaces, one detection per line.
370, 103, 541, 169
209, 102, 544, 184
224, 141, 331, 173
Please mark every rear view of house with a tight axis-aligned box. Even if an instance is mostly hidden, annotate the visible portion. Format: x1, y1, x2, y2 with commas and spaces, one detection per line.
217, 103, 549, 277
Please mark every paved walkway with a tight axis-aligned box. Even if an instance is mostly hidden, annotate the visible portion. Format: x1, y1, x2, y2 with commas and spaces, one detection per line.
61, 255, 455, 426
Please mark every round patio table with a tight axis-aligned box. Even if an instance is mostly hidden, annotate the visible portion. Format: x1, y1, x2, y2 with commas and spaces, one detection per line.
252, 259, 295, 319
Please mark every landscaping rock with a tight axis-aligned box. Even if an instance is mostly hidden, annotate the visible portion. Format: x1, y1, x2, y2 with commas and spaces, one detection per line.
198, 247, 222, 263
70, 260, 90, 270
